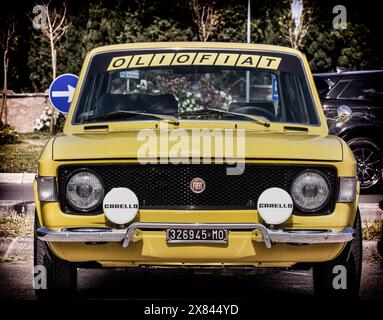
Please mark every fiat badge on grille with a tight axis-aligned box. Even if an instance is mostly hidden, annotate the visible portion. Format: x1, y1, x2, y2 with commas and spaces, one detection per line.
190, 177, 206, 194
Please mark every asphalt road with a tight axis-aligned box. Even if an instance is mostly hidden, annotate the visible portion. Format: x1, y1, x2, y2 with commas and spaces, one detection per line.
0, 238, 382, 300
0, 257, 382, 301
1, 183, 383, 203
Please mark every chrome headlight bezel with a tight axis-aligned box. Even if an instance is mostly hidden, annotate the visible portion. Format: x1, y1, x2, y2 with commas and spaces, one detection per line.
290, 169, 331, 213
65, 169, 105, 212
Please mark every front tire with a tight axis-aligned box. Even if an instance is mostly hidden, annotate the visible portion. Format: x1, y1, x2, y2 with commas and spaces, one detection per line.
313, 210, 362, 298
378, 239, 383, 257
34, 213, 77, 299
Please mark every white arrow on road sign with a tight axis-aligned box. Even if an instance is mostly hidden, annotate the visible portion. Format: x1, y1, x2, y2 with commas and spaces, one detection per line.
51, 84, 75, 103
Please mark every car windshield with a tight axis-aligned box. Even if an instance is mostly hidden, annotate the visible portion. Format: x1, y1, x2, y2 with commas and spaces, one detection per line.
73, 50, 319, 125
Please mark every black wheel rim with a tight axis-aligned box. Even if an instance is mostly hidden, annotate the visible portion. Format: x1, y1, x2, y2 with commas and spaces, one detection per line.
353, 147, 381, 189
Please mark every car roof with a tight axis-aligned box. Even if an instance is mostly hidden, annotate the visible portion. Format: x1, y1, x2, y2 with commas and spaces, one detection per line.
313, 70, 383, 78
88, 42, 304, 58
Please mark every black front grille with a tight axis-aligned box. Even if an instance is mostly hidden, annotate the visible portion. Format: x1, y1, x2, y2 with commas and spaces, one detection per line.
57, 164, 338, 215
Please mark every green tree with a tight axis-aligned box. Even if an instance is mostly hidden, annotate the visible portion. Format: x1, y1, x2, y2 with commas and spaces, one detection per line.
305, 24, 335, 72
141, 16, 195, 42
28, 33, 52, 91
334, 23, 380, 70
215, 2, 246, 42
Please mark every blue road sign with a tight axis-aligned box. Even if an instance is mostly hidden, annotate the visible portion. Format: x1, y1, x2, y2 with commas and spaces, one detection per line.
49, 73, 79, 114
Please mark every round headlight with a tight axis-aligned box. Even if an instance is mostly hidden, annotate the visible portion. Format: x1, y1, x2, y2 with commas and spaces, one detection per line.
66, 171, 104, 211
291, 171, 330, 211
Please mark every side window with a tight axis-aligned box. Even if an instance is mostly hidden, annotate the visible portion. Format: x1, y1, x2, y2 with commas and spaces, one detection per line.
338, 77, 383, 100
279, 72, 318, 125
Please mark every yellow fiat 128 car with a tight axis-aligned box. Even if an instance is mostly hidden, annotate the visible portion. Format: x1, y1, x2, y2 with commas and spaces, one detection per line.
34, 42, 361, 298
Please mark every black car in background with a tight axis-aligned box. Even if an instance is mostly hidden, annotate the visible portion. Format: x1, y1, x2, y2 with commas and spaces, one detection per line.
314, 70, 383, 191
379, 201, 383, 257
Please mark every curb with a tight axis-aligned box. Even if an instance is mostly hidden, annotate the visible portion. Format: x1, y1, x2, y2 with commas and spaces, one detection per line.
359, 204, 383, 221
359, 203, 381, 209
0, 173, 36, 184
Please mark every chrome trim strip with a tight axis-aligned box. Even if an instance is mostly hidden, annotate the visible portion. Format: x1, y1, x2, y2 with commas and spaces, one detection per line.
37, 227, 126, 242
37, 223, 355, 249
269, 227, 355, 244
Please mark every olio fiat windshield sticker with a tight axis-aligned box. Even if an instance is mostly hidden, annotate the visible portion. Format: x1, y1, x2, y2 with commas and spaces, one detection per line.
107, 52, 282, 71
86, 50, 304, 76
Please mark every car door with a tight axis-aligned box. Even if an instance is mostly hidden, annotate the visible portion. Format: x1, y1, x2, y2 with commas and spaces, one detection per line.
336, 75, 383, 137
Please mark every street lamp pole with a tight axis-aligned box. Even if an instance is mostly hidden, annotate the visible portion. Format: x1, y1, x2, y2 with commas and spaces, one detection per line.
246, 0, 251, 103
247, 0, 251, 44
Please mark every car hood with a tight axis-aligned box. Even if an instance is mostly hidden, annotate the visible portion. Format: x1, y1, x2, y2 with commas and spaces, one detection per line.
52, 131, 343, 161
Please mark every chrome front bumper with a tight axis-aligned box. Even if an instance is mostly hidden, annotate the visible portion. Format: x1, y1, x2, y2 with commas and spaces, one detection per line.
37, 223, 355, 249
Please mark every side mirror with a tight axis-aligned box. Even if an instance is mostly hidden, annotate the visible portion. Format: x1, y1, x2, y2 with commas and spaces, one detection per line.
337, 105, 352, 122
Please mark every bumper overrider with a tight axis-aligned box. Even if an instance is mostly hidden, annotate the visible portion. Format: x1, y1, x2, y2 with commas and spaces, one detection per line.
37, 223, 355, 249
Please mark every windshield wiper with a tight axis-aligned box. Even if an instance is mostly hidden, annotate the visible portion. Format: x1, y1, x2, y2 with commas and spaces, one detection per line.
178, 108, 270, 127
83, 110, 179, 125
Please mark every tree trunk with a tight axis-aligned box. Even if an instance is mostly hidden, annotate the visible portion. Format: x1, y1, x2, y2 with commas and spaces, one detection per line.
1, 51, 8, 125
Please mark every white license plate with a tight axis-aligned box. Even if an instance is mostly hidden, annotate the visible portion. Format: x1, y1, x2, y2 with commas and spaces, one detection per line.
166, 228, 228, 244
